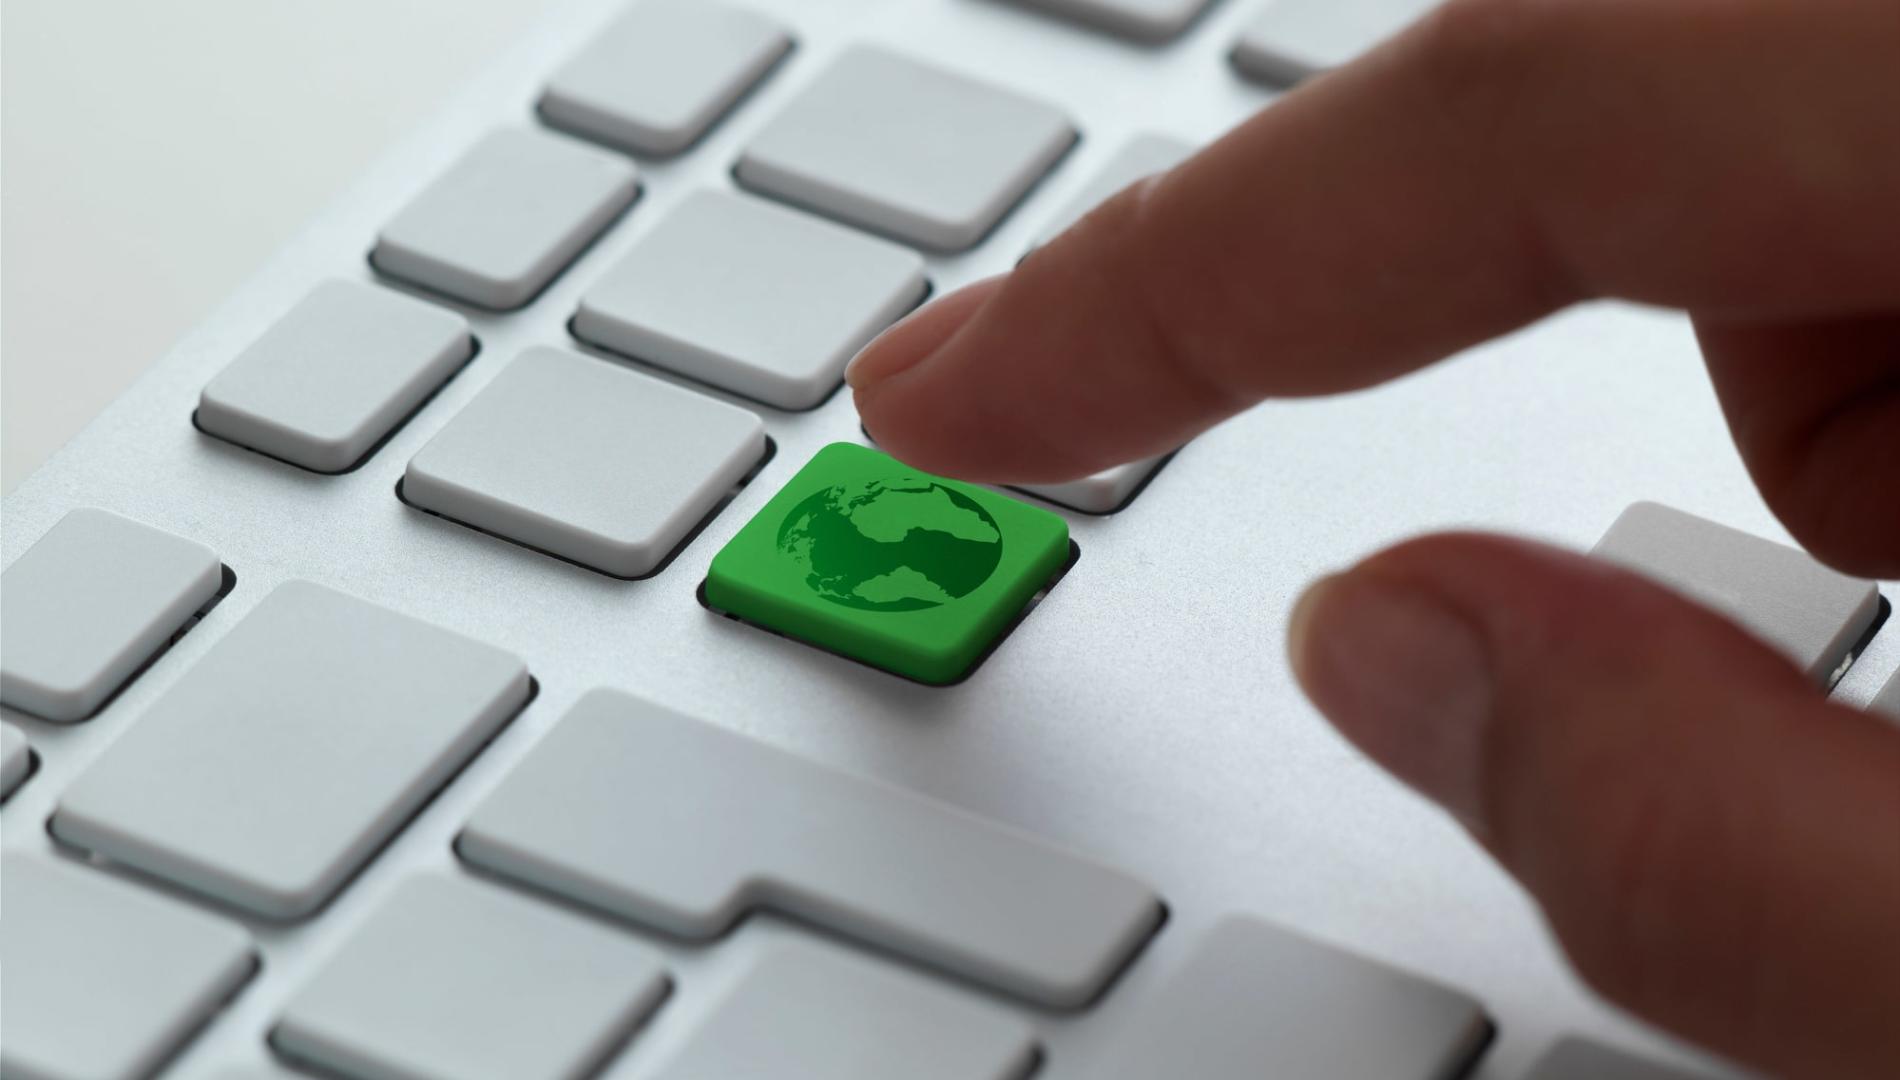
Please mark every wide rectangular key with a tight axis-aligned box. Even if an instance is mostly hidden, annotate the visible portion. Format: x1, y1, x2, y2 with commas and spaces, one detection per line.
1, 722, 33, 799
198, 280, 472, 472
648, 938, 1037, 1080
1033, 133, 1195, 248
540, 0, 792, 156
1593, 502, 1882, 683
459, 689, 1162, 1008
51, 581, 530, 919
373, 128, 639, 309
737, 47, 1076, 251
1526, 1038, 1718, 1080
1, 508, 222, 721
1, 853, 256, 1080
574, 189, 927, 410
1874, 670, 1900, 719
1004, 0, 1219, 42
1231, 0, 1431, 87
274, 876, 669, 1080
1099, 917, 1492, 1079
403, 347, 766, 577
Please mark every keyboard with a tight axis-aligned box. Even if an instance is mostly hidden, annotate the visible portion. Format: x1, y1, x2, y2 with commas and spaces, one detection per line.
3, 1, 1894, 1077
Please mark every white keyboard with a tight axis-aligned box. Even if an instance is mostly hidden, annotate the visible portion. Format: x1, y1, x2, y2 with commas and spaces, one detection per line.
4, 1, 1894, 1078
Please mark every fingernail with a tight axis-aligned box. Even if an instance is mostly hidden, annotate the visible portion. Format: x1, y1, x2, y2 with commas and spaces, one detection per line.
846, 277, 1006, 392
1288, 571, 1495, 832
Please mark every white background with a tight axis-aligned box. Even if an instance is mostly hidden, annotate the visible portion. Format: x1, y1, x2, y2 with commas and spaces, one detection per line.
2, 0, 544, 493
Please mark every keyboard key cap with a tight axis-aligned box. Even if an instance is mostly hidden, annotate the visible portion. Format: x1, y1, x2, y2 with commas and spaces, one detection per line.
198, 280, 473, 472
649, 938, 1038, 1080
1098, 917, 1492, 1079
273, 875, 668, 1080
1874, 670, 1900, 719
1032, 133, 1194, 248
1, 853, 256, 1080
540, 0, 793, 156
1593, 502, 1882, 683
51, 581, 530, 920
1004, 0, 1219, 44
1526, 1038, 1718, 1080
1017, 457, 1169, 515
373, 129, 639, 309
459, 689, 1161, 1008
403, 347, 766, 577
1, 508, 222, 721
705, 442, 1071, 684
737, 47, 1076, 251
1, 722, 32, 799
1231, 0, 1429, 87
574, 190, 927, 410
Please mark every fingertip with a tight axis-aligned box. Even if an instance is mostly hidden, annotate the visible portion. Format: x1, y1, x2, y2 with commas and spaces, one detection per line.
846, 277, 1004, 393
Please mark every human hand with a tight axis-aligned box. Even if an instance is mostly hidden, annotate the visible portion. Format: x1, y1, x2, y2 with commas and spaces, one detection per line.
846, 1, 1900, 1076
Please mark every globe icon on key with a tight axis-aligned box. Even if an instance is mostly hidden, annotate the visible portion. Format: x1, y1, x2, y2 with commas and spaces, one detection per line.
777, 477, 1004, 611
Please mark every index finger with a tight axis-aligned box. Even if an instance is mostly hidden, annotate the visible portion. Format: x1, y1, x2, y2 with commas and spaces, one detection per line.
849, 0, 1900, 484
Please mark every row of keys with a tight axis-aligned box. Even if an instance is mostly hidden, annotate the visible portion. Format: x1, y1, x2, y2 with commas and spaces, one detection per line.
5, 497, 1895, 728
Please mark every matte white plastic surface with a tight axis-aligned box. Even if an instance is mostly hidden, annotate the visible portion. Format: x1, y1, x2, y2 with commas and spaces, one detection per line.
574, 189, 928, 409
373, 128, 639, 308
1874, 669, 1900, 719
1231, 0, 1433, 86
1593, 501, 1883, 683
1031, 133, 1196, 248
0, 853, 255, 1080
1524, 1039, 1719, 1080
274, 875, 669, 1080
541, 0, 793, 156
737, 47, 1076, 251
198, 280, 473, 472
1097, 916, 1492, 1080
402, 346, 767, 576
1003, 0, 1219, 42
51, 581, 531, 919
647, 939, 1038, 1080
459, 689, 1163, 1008
0, 508, 221, 721
0, 722, 31, 799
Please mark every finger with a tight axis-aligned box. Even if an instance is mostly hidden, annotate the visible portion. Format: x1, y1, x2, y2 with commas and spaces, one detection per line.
1697, 314, 1900, 578
1288, 533, 1900, 1080
852, 0, 1900, 484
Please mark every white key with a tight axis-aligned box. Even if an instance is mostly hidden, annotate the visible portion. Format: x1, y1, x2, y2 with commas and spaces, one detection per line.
1033, 133, 1195, 248
459, 689, 1162, 1008
648, 939, 1037, 1080
1005, 0, 1218, 43
1017, 457, 1169, 515
51, 581, 530, 920
1098, 917, 1492, 1080
198, 280, 472, 472
0, 854, 256, 1080
274, 875, 669, 1080
1, 722, 32, 799
541, 0, 792, 156
403, 347, 766, 577
1232, 0, 1431, 87
1, 508, 222, 721
737, 47, 1076, 251
1526, 1038, 1717, 1080
373, 129, 639, 309
574, 190, 927, 410
1873, 670, 1900, 720
1593, 502, 1882, 683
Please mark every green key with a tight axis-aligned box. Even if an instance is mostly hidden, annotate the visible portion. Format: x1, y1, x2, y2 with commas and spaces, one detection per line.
705, 442, 1073, 684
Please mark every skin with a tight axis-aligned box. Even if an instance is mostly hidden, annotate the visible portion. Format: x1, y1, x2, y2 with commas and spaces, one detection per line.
846, 1, 1900, 1076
